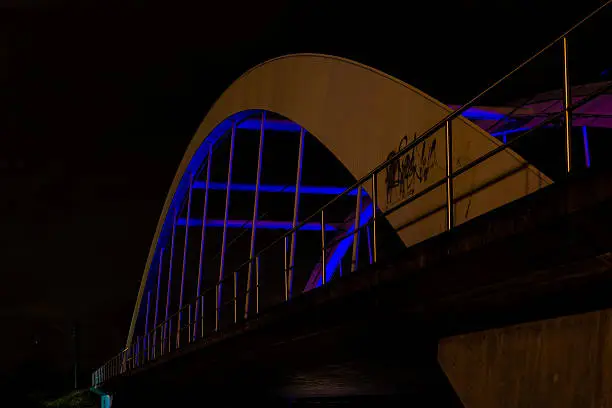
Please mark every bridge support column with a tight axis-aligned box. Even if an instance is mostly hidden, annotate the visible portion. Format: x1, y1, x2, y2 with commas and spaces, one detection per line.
438, 309, 612, 407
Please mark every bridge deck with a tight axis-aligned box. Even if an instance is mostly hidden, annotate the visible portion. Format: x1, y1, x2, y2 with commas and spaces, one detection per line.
105, 168, 612, 406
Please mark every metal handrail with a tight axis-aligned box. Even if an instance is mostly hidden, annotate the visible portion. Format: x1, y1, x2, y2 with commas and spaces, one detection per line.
92, 1, 612, 387
237, 0, 612, 272
92, 79, 612, 387
318, 80, 612, 270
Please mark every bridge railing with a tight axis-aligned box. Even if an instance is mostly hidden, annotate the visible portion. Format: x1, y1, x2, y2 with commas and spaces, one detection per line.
92, 1, 612, 387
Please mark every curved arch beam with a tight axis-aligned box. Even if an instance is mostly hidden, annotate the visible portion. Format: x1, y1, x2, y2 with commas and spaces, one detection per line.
127, 54, 551, 345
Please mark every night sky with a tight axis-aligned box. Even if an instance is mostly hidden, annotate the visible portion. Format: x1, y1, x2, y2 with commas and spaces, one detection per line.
0, 0, 608, 394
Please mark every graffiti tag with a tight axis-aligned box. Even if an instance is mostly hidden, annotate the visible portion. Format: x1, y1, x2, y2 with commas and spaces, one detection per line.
384, 133, 439, 205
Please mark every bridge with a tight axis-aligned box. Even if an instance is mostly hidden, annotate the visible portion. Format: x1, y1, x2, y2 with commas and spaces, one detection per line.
92, 3, 612, 406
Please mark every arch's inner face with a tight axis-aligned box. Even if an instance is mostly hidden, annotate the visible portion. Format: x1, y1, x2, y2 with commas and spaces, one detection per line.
133, 110, 379, 338
126, 54, 551, 347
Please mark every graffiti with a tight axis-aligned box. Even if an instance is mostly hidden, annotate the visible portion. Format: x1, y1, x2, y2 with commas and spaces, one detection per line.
384, 133, 439, 205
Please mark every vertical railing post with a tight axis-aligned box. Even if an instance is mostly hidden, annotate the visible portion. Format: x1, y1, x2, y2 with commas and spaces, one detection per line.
152, 248, 164, 357
246, 111, 265, 318
321, 210, 326, 285
167, 319, 172, 353
145, 333, 149, 363
217, 122, 237, 331
140, 336, 144, 367
144, 291, 151, 361
163, 325, 168, 357
187, 304, 192, 344
176, 310, 181, 349
233, 271, 238, 323
195, 144, 212, 340
164, 209, 178, 348
255, 255, 260, 315
154, 325, 159, 359
351, 186, 362, 273
562, 36, 573, 174
445, 120, 455, 231
160, 323, 165, 356
215, 283, 220, 331
135, 338, 139, 368
366, 224, 373, 265
283, 236, 289, 301
200, 295, 205, 339
371, 174, 378, 263
288, 127, 305, 299
164, 323, 168, 354
178, 173, 194, 345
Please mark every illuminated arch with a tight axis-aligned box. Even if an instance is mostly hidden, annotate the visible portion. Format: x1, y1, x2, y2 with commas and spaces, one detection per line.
127, 54, 551, 344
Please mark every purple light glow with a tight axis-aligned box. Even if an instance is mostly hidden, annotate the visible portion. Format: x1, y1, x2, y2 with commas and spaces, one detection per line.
461, 107, 506, 120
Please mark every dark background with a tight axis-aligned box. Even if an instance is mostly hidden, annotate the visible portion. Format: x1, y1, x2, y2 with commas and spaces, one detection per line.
0, 0, 609, 397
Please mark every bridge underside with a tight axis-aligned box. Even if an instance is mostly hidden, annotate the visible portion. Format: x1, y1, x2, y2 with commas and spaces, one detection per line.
104, 168, 612, 406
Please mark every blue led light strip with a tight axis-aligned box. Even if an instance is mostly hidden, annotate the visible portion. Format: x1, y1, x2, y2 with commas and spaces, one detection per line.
193, 182, 358, 196
177, 218, 338, 231
315, 203, 374, 288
